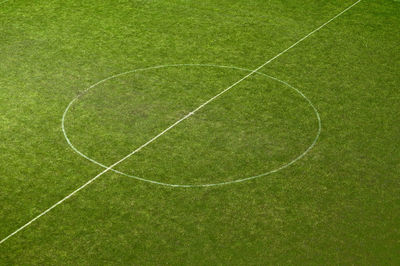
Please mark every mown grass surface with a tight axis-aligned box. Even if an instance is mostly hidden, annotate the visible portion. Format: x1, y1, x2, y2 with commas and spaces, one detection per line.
1, 0, 399, 264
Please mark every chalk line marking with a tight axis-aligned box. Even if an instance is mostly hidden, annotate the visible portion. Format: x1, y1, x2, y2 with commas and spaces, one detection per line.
0, 0, 362, 245
62, 64, 321, 187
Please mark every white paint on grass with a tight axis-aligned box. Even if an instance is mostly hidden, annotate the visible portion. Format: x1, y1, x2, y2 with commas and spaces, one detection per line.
62, 64, 321, 187
0, 0, 362, 245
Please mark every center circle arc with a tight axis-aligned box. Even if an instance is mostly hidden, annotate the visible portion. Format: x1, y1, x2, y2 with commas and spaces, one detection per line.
62, 64, 321, 188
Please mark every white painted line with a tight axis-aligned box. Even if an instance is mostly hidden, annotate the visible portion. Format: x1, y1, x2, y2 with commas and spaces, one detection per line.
0, 0, 362, 245
62, 64, 321, 187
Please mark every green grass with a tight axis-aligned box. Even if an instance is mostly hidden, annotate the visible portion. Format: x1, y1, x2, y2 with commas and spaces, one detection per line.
1, 0, 399, 264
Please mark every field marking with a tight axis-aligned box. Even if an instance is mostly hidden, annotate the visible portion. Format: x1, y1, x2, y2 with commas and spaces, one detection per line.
0, 0, 362, 245
62, 64, 321, 187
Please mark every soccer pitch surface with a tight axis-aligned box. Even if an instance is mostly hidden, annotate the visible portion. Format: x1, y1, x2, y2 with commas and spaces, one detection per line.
1, 0, 399, 264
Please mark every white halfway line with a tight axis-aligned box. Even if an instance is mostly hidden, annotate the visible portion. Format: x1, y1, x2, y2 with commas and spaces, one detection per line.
0, 0, 362, 245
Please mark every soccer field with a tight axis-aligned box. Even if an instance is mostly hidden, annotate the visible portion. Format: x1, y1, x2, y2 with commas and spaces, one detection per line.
1, 0, 399, 264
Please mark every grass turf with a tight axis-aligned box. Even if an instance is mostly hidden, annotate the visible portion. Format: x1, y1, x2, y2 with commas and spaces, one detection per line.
1, 0, 399, 264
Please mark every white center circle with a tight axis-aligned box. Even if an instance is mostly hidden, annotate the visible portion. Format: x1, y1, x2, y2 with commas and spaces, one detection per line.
62, 64, 321, 187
